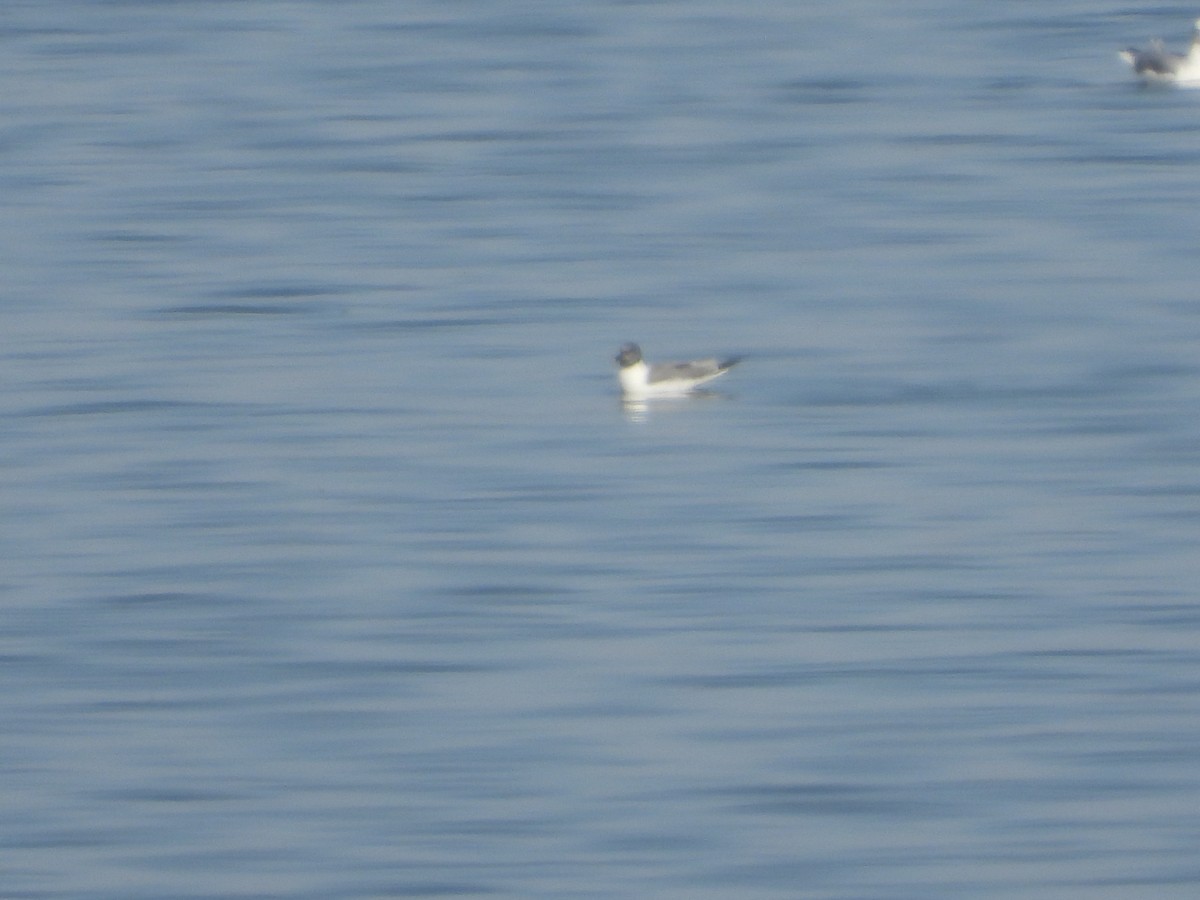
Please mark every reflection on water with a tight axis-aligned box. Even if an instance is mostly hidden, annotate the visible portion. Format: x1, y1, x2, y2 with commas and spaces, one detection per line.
619, 391, 736, 423
621, 397, 651, 422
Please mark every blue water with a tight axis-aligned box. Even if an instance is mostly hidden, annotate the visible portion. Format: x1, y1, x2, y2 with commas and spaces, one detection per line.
4, 1, 1200, 897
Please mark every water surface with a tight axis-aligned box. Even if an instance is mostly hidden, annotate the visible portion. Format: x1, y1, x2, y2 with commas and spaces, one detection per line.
3, 1, 1200, 898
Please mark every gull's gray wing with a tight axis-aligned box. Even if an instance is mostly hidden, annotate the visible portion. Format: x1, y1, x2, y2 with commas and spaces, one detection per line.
647, 357, 738, 384
1125, 40, 1183, 75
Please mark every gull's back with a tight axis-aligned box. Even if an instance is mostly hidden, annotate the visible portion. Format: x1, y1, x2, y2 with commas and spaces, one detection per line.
647, 356, 740, 387
649, 359, 721, 383
1123, 40, 1182, 75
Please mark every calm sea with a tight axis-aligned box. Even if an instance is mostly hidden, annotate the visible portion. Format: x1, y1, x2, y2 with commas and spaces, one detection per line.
3, 1, 1200, 897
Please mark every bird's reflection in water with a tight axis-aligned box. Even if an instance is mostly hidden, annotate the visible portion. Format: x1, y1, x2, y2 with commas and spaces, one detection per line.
619, 390, 729, 423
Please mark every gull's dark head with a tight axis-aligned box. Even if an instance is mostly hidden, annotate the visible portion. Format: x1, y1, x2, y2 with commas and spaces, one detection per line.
615, 343, 643, 368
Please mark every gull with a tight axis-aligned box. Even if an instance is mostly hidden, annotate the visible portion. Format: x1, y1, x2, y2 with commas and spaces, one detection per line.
615, 343, 740, 399
1120, 18, 1200, 83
